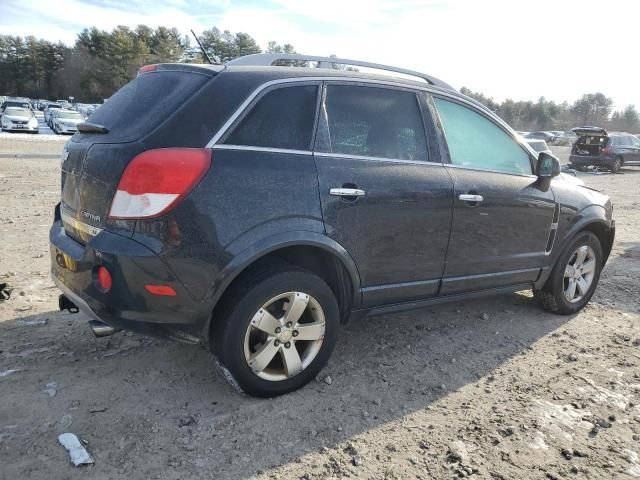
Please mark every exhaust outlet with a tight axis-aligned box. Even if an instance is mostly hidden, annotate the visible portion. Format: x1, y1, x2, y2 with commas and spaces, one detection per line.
88, 319, 117, 338
58, 294, 79, 313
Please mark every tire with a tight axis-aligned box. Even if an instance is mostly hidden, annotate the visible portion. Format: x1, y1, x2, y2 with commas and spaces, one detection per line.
534, 231, 603, 315
213, 267, 339, 397
610, 157, 622, 173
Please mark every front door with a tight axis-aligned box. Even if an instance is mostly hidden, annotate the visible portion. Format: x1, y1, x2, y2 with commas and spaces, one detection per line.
314, 83, 454, 307
432, 96, 556, 295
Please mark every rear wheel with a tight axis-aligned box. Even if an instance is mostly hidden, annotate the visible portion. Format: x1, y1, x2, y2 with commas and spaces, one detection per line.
214, 268, 339, 397
610, 157, 622, 173
534, 231, 603, 314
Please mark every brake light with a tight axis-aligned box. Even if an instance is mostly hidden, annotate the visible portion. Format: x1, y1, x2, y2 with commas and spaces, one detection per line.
601, 146, 611, 155
138, 64, 158, 75
109, 148, 211, 219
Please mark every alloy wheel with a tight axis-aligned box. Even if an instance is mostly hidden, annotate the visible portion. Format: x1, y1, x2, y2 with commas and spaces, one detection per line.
563, 245, 596, 303
243, 291, 325, 381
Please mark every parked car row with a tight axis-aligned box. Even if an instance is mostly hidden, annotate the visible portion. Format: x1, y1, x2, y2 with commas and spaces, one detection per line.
520, 130, 577, 146
0, 95, 100, 135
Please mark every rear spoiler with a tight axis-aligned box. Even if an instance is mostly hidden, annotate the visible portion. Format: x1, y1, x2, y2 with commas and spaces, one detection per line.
571, 126, 608, 137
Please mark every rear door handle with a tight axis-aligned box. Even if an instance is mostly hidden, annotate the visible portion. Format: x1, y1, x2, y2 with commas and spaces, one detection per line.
458, 194, 484, 202
330, 188, 366, 197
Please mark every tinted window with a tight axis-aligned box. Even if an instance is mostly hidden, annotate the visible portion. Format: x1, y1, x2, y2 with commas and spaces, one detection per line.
322, 85, 427, 161
225, 85, 318, 150
87, 71, 208, 142
434, 98, 531, 175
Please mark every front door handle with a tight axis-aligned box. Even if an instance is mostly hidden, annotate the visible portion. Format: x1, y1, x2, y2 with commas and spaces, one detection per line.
330, 188, 366, 197
458, 194, 484, 202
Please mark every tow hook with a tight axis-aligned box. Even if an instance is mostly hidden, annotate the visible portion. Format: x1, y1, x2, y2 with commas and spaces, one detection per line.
58, 294, 79, 314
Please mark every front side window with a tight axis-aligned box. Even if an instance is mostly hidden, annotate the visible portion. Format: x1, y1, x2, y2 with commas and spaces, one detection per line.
321, 85, 428, 161
434, 97, 532, 175
224, 85, 318, 150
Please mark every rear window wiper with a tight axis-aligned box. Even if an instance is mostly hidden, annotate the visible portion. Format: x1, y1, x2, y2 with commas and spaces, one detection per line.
77, 122, 109, 134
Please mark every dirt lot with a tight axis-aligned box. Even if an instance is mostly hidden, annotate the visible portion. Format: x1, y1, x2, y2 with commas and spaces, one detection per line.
1, 138, 639, 480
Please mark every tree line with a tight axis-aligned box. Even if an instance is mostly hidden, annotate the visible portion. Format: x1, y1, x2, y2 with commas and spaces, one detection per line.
1, 25, 638, 132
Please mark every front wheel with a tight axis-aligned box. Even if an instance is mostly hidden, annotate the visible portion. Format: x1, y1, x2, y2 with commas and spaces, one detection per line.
534, 231, 603, 314
213, 268, 339, 397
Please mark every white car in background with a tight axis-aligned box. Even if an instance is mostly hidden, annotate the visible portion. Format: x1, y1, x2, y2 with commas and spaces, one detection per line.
51, 109, 85, 135
1, 107, 39, 133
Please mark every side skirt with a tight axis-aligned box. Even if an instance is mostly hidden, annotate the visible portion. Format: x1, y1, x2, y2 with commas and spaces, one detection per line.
349, 283, 533, 320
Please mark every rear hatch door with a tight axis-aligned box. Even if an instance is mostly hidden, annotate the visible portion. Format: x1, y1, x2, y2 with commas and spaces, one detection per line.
60, 66, 214, 243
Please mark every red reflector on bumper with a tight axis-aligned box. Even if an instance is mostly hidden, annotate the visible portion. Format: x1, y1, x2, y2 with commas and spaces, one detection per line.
96, 266, 112, 292
144, 284, 177, 296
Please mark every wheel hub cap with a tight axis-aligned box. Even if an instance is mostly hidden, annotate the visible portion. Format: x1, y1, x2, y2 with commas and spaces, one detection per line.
244, 291, 326, 382
563, 245, 596, 303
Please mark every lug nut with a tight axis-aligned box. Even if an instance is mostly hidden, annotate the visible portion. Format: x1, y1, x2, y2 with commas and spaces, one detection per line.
284, 342, 291, 348
286, 322, 292, 328
274, 340, 280, 346
275, 327, 281, 334
292, 330, 299, 337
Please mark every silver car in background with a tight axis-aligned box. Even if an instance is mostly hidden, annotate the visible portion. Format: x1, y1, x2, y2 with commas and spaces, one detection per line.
51, 109, 85, 134
44, 103, 62, 125
0, 107, 39, 133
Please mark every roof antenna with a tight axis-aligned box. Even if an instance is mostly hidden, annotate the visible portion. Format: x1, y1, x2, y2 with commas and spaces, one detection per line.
190, 29, 216, 64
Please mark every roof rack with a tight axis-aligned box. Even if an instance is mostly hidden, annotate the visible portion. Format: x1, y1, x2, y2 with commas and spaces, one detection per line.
225, 53, 454, 90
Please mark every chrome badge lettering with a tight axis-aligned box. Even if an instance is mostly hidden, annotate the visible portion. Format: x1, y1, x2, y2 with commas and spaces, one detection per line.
81, 210, 101, 223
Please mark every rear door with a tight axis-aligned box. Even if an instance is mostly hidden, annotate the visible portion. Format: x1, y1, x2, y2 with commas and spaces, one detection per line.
431, 95, 556, 295
314, 83, 453, 308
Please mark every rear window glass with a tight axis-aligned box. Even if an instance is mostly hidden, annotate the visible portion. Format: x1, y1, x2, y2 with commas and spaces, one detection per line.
224, 85, 318, 150
48, 104, 62, 109
321, 85, 428, 161
85, 71, 208, 142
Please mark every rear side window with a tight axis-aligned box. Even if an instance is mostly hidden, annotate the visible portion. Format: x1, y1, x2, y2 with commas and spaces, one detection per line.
86, 71, 208, 142
224, 85, 318, 150
321, 85, 427, 161
434, 97, 532, 175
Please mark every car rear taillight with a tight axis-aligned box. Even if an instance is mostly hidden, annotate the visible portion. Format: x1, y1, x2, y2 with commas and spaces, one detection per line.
108, 148, 211, 219
601, 146, 611, 155
144, 284, 177, 296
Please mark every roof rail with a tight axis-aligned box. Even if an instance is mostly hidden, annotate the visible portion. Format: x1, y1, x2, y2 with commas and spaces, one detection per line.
225, 53, 454, 90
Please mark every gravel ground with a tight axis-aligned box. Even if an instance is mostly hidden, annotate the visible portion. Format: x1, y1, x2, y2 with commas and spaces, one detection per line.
0, 137, 639, 480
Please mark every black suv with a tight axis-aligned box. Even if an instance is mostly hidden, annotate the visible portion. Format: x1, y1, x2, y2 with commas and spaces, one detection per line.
50, 54, 615, 397
569, 127, 640, 173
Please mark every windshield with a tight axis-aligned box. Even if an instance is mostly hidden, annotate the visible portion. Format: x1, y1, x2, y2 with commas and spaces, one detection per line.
58, 111, 83, 120
4, 107, 32, 117
4, 101, 30, 109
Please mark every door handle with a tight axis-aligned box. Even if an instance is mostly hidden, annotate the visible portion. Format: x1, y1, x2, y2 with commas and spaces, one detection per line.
458, 194, 484, 202
330, 188, 366, 197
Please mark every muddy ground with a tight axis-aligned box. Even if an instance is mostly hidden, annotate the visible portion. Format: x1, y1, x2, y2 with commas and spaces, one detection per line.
0, 138, 639, 480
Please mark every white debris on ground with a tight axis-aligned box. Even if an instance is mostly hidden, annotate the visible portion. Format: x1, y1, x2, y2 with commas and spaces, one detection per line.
57, 433, 94, 466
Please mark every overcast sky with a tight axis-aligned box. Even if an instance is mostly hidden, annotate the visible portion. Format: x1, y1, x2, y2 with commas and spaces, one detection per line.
1, 0, 637, 109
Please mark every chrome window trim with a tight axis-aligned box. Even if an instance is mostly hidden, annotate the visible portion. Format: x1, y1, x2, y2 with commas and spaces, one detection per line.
206, 76, 505, 149
314, 151, 443, 166
213, 144, 312, 156
444, 163, 537, 179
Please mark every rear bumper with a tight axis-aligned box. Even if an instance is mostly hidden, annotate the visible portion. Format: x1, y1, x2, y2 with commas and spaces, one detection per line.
569, 154, 615, 167
49, 207, 209, 343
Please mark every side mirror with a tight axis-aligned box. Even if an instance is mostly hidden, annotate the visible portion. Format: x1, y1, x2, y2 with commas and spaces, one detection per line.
536, 152, 560, 178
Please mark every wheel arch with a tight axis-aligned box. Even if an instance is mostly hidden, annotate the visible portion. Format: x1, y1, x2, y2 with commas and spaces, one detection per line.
202, 232, 361, 345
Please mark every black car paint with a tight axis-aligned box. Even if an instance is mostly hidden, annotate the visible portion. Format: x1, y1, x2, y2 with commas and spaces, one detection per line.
50, 64, 615, 345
